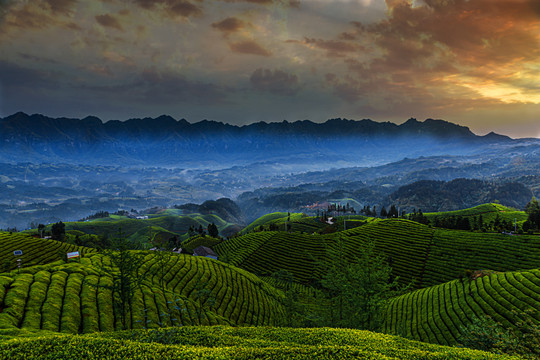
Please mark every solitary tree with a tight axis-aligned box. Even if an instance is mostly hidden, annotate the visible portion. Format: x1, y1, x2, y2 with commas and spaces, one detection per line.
51, 221, 65, 241
99, 229, 144, 330
314, 237, 406, 330
38, 224, 45, 238
207, 223, 219, 238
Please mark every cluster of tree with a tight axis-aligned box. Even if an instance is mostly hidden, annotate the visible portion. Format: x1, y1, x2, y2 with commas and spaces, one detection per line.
188, 223, 219, 238
317, 209, 330, 222
459, 310, 540, 358
78, 211, 110, 221
325, 203, 356, 216
277, 238, 409, 330
407, 209, 429, 225
379, 205, 400, 218
51, 221, 66, 241
491, 214, 516, 233
71, 233, 112, 249
432, 215, 472, 231
523, 197, 540, 232
360, 205, 377, 216
255, 222, 291, 232
359, 205, 403, 218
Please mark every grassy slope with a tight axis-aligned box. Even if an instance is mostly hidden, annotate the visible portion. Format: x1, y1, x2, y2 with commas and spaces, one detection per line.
36, 213, 234, 245
216, 218, 540, 289
0, 234, 285, 334
424, 203, 528, 227
0, 232, 96, 272
382, 267, 540, 348
0, 326, 523, 360
243, 212, 342, 234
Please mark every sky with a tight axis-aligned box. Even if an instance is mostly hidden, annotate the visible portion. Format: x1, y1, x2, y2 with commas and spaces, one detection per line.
1, 0, 540, 138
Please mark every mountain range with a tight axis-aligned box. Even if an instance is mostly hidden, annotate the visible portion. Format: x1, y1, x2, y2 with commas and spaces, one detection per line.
0, 112, 527, 167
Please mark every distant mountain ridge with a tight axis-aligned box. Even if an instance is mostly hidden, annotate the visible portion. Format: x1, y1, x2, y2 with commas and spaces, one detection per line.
0, 112, 519, 167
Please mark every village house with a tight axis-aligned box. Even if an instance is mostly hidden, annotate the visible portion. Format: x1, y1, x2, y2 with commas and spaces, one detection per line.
193, 246, 218, 260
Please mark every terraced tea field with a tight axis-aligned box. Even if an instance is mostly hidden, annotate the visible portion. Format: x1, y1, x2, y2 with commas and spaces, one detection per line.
0, 234, 285, 334
0, 232, 96, 272
217, 218, 540, 289
35, 213, 236, 247
382, 268, 540, 347
424, 203, 528, 228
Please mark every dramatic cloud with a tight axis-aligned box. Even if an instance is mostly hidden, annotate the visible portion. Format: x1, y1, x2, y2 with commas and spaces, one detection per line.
41, 0, 77, 15
211, 17, 247, 37
131, 0, 202, 18
250, 68, 300, 95
95, 14, 123, 31
1, 0, 539, 137
302, 37, 363, 57
229, 40, 272, 56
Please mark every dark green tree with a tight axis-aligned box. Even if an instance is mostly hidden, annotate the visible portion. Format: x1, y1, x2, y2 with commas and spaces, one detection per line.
272, 269, 295, 291
99, 229, 144, 330
312, 237, 406, 330
525, 196, 540, 230
388, 205, 398, 218
38, 224, 45, 238
207, 222, 219, 238
51, 221, 66, 242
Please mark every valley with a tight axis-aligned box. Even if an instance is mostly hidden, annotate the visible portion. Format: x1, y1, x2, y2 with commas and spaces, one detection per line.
2, 114, 540, 358
1, 202, 540, 358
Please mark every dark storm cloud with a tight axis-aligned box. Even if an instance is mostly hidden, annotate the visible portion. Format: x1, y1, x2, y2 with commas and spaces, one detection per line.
313, 0, 540, 115
0, 60, 65, 114
250, 68, 300, 95
218, 0, 299, 7
95, 14, 124, 31
362, 0, 540, 70
303, 37, 363, 57
229, 40, 272, 56
18, 53, 59, 64
211, 17, 247, 37
0, 60, 50, 88
41, 0, 77, 14
131, 0, 203, 18
79, 69, 230, 106
0, 0, 77, 32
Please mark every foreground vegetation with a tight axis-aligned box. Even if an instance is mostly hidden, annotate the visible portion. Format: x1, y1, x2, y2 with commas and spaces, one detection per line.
0, 326, 524, 360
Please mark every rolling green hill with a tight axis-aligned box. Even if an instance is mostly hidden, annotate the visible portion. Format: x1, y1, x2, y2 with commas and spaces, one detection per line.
0, 325, 523, 359
382, 268, 540, 349
216, 218, 540, 289
34, 213, 236, 248
424, 203, 528, 229
241, 212, 303, 233
241, 212, 367, 234
5, 204, 540, 358
0, 235, 285, 334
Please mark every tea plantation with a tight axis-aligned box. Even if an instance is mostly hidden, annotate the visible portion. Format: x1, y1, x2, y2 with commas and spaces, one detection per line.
2, 203, 540, 359
0, 326, 524, 359
0, 234, 286, 334
216, 219, 540, 289
382, 268, 540, 347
